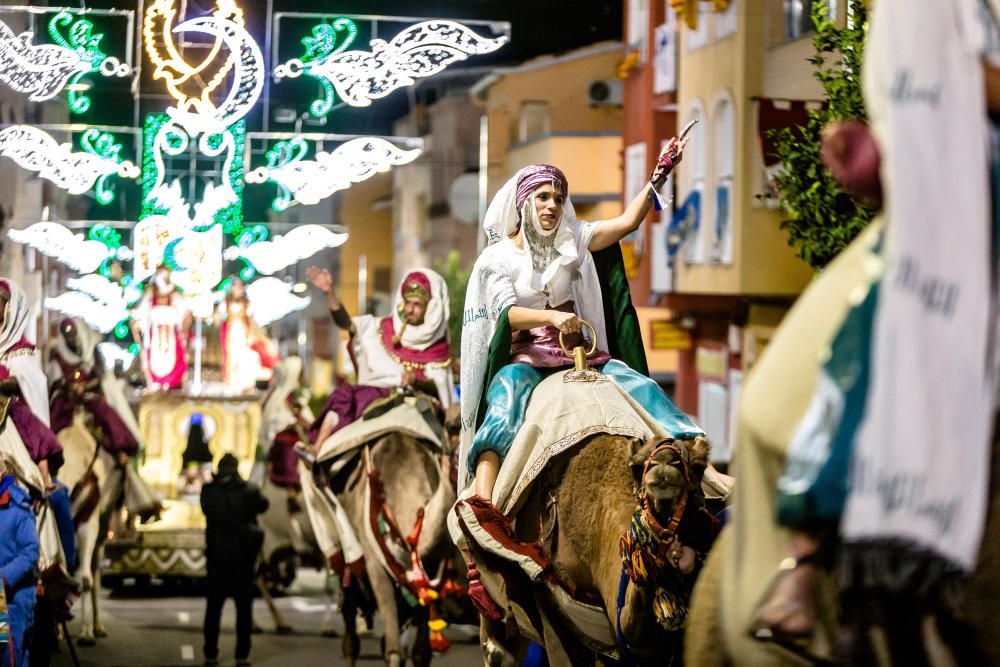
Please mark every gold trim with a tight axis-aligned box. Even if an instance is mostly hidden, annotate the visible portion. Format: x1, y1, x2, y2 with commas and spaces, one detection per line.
0, 347, 36, 361
377, 318, 452, 370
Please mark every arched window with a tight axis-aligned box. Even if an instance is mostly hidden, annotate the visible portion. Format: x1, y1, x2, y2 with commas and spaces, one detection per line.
712, 92, 735, 264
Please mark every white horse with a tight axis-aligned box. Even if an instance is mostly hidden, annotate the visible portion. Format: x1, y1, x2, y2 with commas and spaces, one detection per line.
57, 414, 117, 646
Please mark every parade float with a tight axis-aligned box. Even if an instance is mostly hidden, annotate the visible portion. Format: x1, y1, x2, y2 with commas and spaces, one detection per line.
0, 0, 507, 583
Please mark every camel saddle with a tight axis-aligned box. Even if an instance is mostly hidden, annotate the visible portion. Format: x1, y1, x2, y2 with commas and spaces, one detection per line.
316, 394, 444, 466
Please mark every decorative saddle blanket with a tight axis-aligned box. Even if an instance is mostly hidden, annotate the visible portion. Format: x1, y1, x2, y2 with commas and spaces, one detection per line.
316, 395, 443, 465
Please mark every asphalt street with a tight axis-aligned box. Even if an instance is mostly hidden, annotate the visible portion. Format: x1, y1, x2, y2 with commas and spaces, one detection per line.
50, 571, 483, 667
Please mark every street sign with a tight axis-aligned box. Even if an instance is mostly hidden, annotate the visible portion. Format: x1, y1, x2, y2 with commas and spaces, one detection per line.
649, 320, 692, 350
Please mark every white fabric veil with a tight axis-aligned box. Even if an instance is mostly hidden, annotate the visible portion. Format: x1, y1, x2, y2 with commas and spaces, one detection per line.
0, 278, 49, 425
457, 169, 608, 489
0, 278, 31, 358
260, 356, 305, 450
391, 268, 450, 351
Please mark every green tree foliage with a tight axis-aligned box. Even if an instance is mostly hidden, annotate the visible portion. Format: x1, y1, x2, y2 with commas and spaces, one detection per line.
766, 1, 875, 269
433, 249, 471, 356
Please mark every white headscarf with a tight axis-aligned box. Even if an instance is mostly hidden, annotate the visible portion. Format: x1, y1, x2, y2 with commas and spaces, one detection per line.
458, 169, 608, 489
56, 318, 143, 442
392, 268, 449, 351
54, 317, 97, 370
0, 278, 49, 426
260, 356, 306, 450
0, 278, 31, 358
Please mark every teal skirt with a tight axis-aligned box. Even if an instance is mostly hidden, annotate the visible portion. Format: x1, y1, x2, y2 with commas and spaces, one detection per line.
466, 359, 702, 476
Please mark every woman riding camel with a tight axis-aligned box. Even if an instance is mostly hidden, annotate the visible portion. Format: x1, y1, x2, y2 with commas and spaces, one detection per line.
458, 139, 704, 518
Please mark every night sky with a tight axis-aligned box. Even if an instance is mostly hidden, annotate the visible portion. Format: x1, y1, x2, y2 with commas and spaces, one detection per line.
53, 0, 623, 223
75, 0, 624, 133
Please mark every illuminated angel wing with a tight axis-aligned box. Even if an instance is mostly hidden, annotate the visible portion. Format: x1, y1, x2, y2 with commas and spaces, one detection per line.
247, 137, 421, 210
45, 290, 130, 334
299, 21, 507, 107
0, 21, 88, 101
66, 274, 131, 305
245, 277, 311, 326
223, 224, 348, 275
7, 222, 116, 273
0, 126, 137, 196
47, 275, 136, 334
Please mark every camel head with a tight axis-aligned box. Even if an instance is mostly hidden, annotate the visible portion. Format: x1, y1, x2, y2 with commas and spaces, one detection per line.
630, 436, 710, 519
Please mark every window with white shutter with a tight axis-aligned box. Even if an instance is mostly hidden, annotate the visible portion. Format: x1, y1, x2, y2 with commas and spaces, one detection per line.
518, 101, 549, 143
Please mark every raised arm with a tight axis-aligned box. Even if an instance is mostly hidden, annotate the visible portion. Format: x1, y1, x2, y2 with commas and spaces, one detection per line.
305, 266, 356, 335
588, 137, 686, 253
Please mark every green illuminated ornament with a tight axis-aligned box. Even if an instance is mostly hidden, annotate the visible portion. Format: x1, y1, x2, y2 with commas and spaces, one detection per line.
140, 115, 246, 233
273, 18, 507, 116
238, 258, 256, 282
89, 223, 122, 249
48, 11, 124, 114
80, 130, 128, 205
237, 224, 269, 247
294, 19, 358, 118
261, 138, 308, 212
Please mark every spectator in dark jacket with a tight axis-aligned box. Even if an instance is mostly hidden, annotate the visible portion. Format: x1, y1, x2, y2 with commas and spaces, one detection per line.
200, 454, 267, 666
0, 459, 39, 667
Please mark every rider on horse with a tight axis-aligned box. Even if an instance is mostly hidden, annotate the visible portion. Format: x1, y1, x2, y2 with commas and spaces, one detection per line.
48, 318, 160, 523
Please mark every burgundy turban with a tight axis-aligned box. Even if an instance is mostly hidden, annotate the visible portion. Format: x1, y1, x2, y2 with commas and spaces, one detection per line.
514, 165, 569, 213
400, 271, 432, 303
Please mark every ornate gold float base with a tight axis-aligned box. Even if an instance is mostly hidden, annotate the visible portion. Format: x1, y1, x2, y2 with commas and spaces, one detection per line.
105, 394, 261, 581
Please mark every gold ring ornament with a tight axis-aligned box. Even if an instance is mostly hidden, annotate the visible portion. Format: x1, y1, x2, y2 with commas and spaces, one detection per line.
558, 319, 607, 384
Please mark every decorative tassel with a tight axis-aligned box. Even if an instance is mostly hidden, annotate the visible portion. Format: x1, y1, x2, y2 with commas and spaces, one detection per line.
466, 561, 502, 621
504, 607, 518, 641
428, 604, 451, 652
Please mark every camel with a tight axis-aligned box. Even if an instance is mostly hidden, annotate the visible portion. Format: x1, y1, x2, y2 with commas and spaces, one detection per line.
56, 415, 116, 646
330, 430, 456, 667
466, 433, 715, 667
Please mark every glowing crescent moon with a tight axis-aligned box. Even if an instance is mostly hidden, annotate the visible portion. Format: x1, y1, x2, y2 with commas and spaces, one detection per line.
168, 17, 263, 131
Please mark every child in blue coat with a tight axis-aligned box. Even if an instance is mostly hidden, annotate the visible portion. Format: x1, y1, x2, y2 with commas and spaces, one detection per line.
0, 463, 39, 667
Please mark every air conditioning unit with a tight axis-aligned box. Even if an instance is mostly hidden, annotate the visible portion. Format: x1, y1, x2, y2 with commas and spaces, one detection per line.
587, 80, 624, 107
